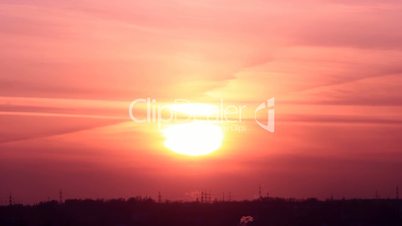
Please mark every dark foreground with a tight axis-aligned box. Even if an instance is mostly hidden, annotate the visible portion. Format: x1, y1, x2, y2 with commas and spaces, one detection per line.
1, 198, 401, 226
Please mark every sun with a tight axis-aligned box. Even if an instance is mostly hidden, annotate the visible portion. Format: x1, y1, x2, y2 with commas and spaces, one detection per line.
162, 121, 224, 156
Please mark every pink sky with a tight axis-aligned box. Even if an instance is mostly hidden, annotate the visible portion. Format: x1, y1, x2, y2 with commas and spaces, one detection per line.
0, 0, 402, 204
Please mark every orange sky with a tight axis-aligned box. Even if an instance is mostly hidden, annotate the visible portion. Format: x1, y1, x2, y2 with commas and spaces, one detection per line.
1, 0, 402, 204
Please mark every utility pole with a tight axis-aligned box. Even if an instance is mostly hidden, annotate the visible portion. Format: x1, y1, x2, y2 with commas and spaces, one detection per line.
59, 190, 63, 204
258, 185, 262, 199
396, 186, 399, 200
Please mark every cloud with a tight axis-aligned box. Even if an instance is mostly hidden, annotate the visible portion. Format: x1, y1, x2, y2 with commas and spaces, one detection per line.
0, 96, 128, 144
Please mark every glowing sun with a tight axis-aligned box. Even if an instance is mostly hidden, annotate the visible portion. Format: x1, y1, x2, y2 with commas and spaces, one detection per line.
162, 121, 224, 156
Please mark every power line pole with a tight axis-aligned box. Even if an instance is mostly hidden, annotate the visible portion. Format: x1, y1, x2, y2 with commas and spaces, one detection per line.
258, 185, 262, 199
396, 186, 399, 200
59, 190, 63, 204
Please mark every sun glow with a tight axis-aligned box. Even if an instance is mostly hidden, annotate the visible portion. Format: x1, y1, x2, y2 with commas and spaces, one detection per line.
169, 103, 219, 117
162, 121, 224, 156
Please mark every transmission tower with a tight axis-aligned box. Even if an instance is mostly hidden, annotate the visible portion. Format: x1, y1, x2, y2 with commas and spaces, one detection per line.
8, 194, 12, 206
158, 192, 162, 203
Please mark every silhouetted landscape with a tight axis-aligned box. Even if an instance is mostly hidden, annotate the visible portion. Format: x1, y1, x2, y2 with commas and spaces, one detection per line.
1, 197, 401, 226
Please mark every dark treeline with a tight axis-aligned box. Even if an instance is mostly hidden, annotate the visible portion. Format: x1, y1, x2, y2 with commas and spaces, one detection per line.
0, 197, 401, 226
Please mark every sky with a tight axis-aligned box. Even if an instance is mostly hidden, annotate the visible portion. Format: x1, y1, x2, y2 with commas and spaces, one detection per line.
0, 0, 402, 204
